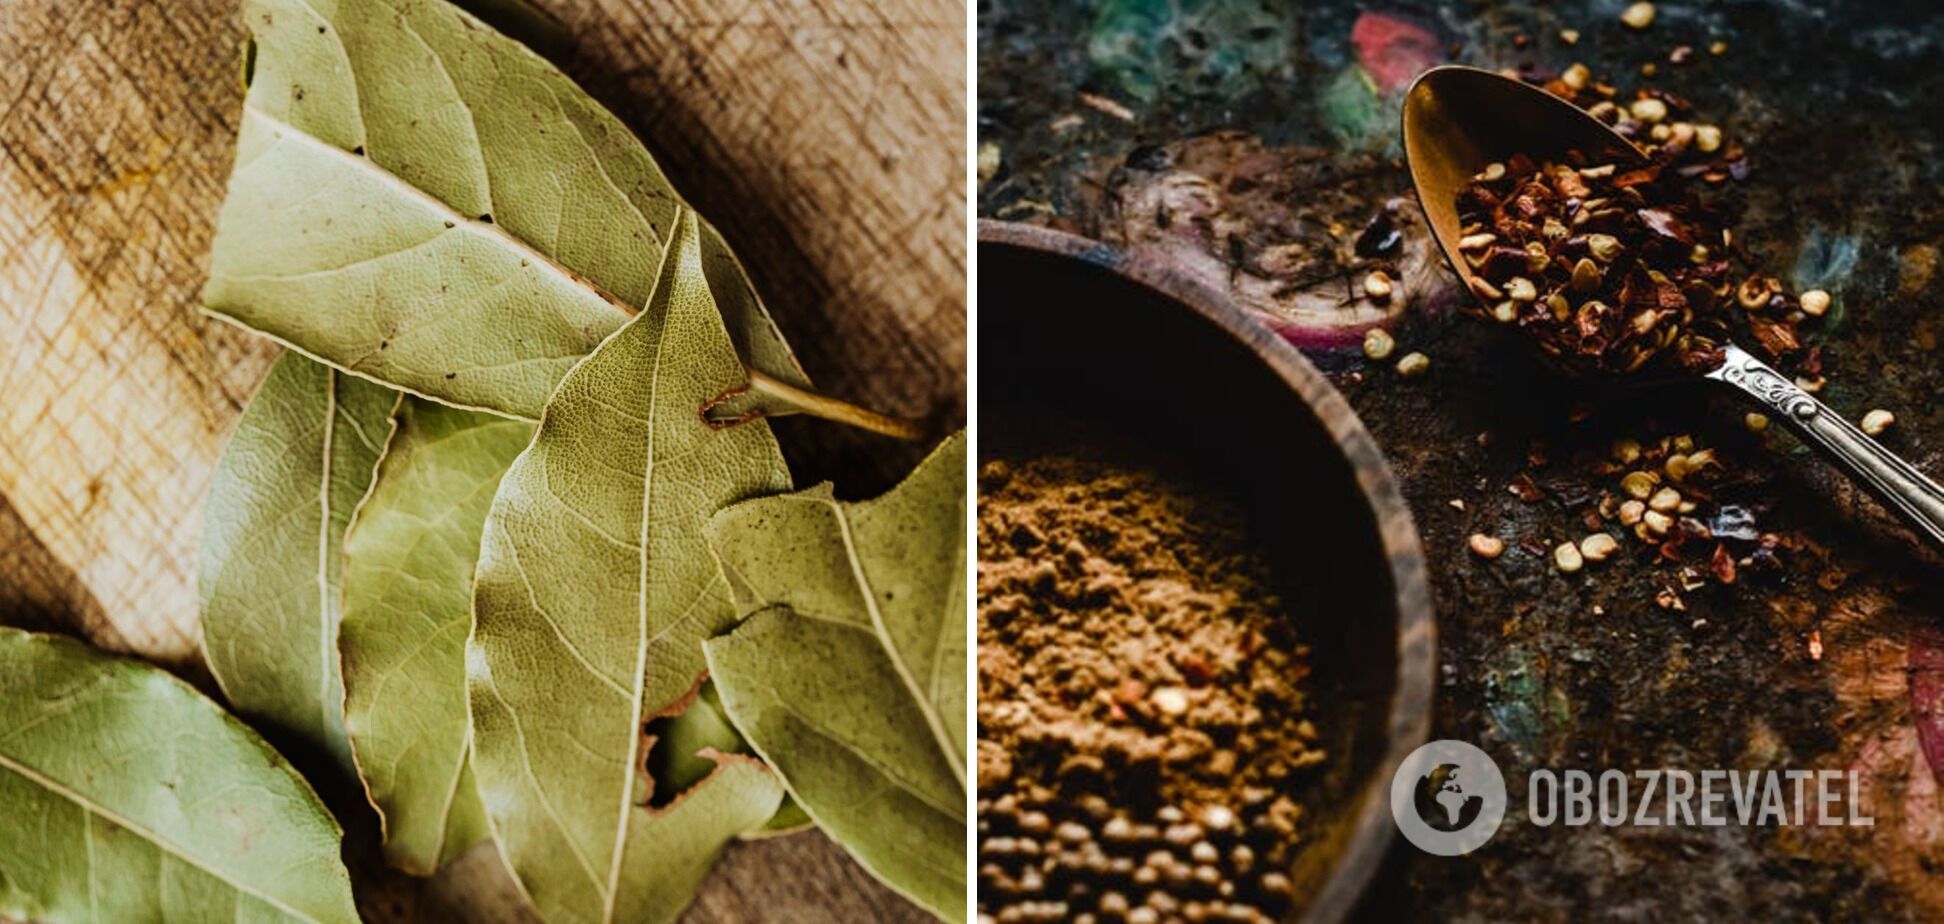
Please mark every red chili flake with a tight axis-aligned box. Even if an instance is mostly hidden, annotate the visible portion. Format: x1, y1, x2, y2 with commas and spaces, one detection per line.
1178, 654, 1213, 684
1509, 473, 1546, 501
1656, 587, 1686, 610
1807, 630, 1824, 661
1452, 72, 1820, 380
1749, 315, 1801, 356
1636, 207, 1690, 242
1709, 543, 1737, 584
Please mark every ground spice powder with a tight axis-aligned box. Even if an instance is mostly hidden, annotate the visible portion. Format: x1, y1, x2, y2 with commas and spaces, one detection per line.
977, 452, 1324, 821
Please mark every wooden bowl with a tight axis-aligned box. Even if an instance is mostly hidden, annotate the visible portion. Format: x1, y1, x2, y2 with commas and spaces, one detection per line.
977, 221, 1435, 923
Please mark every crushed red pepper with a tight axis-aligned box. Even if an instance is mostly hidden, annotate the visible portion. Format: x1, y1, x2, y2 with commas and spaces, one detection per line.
1452, 71, 1822, 379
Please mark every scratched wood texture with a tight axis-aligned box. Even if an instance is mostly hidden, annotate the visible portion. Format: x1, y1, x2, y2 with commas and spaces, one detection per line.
0, 0, 962, 920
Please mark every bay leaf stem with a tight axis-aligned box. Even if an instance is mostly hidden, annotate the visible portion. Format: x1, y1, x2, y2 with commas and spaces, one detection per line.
708, 370, 927, 441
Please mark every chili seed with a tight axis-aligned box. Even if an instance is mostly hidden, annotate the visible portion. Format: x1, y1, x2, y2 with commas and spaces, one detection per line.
1799, 289, 1831, 316
1642, 510, 1673, 536
1648, 486, 1682, 512
1745, 412, 1770, 432
1587, 233, 1621, 263
1363, 271, 1393, 300
1468, 533, 1505, 559
1396, 352, 1431, 378
1571, 258, 1602, 292
1861, 409, 1895, 436
1629, 98, 1668, 123
1553, 542, 1584, 573
1620, 2, 1655, 29
1618, 499, 1646, 526
1362, 327, 1396, 360
1580, 533, 1620, 562
1695, 124, 1723, 153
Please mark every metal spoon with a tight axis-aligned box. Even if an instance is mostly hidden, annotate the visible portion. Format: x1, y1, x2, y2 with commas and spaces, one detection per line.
1401, 65, 1944, 549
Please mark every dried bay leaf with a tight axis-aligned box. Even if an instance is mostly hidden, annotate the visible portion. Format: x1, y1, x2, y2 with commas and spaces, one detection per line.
339, 398, 532, 875
200, 351, 398, 774
0, 628, 358, 923
703, 433, 968, 923
468, 209, 789, 924
204, 0, 808, 422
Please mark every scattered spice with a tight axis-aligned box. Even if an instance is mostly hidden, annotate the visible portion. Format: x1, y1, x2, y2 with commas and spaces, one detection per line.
978, 453, 1321, 924
1620, 3, 1656, 30
1860, 409, 1896, 437
978, 142, 1003, 184
1363, 270, 1394, 301
1798, 289, 1831, 316
1579, 533, 1620, 562
1361, 327, 1396, 360
1469, 533, 1506, 559
1396, 351, 1431, 377
1553, 542, 1584, 573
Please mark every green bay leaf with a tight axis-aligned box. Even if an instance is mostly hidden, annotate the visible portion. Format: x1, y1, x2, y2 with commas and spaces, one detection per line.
702, 433, 968, 923
340, 398, 532, 875
199, 351, 399, 774
204, 0, 807, 421
467, 209, 789, 924
0, 628, 358, 924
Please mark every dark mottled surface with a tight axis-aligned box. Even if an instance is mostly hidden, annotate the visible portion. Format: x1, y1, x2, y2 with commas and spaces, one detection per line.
980, 0, 1943, 919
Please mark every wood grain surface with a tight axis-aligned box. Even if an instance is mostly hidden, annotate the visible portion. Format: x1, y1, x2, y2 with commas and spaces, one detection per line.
0, 0, 963, 920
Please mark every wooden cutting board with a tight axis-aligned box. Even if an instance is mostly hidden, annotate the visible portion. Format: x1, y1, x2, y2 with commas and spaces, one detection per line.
0, 0, 963, 920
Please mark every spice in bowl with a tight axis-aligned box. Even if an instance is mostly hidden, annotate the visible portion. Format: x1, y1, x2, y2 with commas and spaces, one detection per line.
977, 452, 1325, 924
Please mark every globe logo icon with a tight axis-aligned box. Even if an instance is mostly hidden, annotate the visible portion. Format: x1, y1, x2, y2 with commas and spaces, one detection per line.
1390, 740, 1507, 855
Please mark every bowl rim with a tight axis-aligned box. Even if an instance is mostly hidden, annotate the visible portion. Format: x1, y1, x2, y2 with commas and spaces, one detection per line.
976, 219, 1436, 924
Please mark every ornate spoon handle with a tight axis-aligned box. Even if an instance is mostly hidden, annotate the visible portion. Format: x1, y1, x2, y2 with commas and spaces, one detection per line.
1705, 342, 1944, 550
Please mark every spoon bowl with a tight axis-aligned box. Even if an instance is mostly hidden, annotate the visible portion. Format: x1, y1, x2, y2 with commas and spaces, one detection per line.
1401, 65, 1645, 299
1400, 65, 1944, 550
